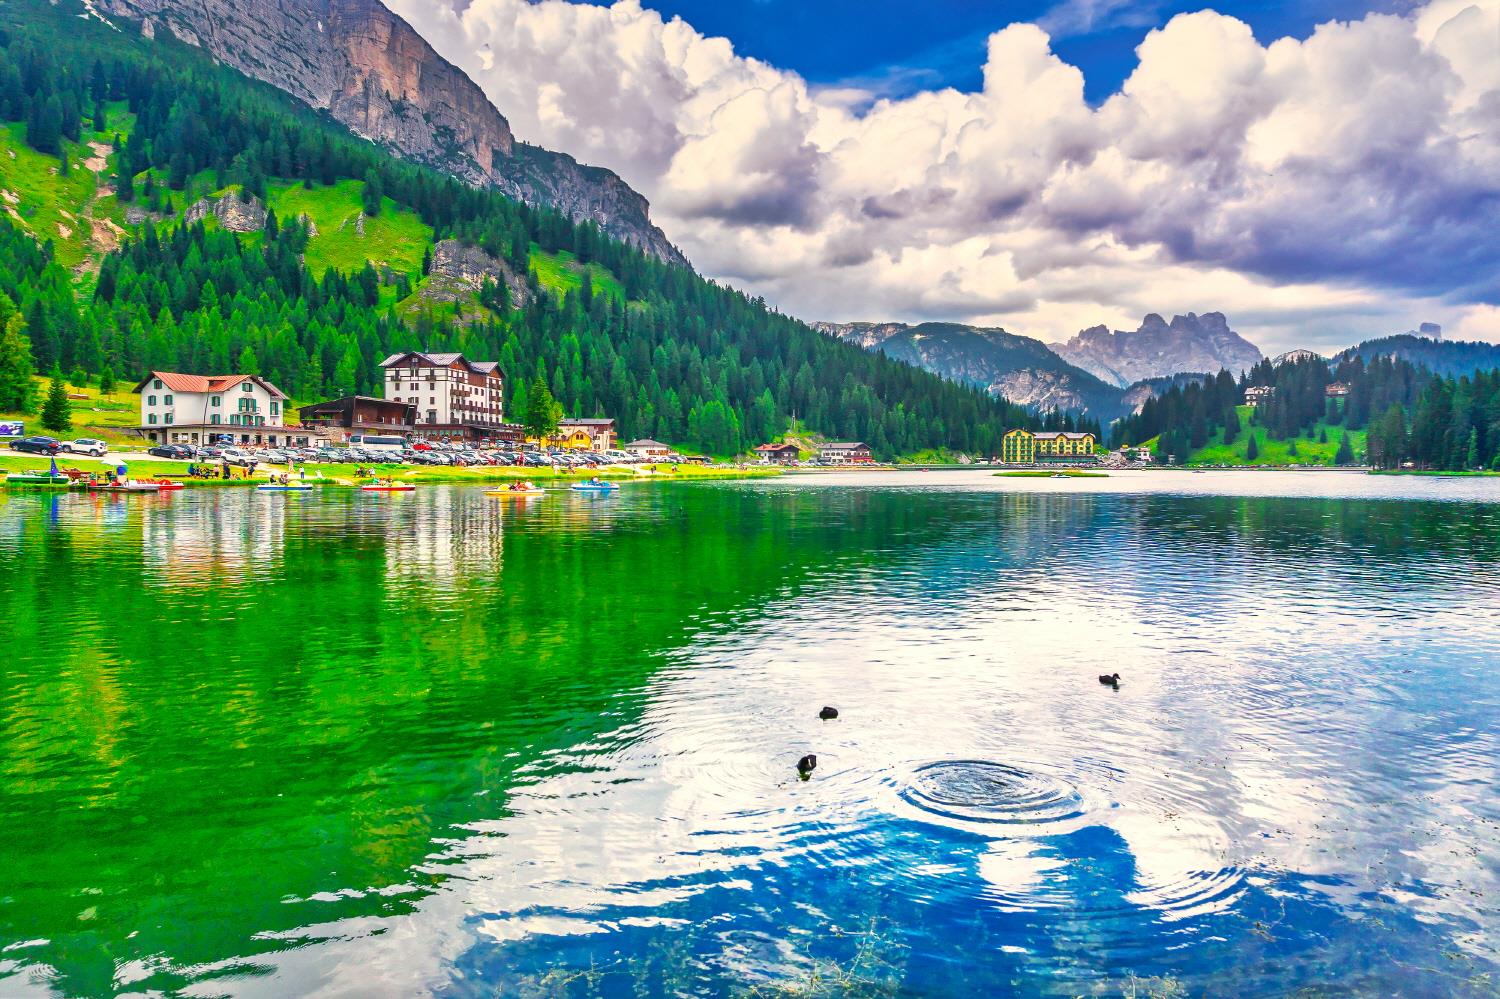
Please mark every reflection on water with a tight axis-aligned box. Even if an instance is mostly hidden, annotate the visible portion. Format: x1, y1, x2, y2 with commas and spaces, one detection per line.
1, 473, 1498, 997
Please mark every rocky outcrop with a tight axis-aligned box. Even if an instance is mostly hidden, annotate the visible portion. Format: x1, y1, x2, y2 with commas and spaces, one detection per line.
1054, 312, 1262, 387
814, 320, 1126, 418
183, 192, 268, 232
420, 238, 529, 310
96, 0, 686, 266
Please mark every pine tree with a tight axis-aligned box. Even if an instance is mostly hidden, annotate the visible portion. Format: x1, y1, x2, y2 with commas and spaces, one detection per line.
0, 301, 37, 413
69, 366, 88, 389
98, 365, 116, 397
1334, 433, 1355, 466
237, 345, 259, 375
26, 95, 63, 154
40, 364, 72, 433
524, 373, 561, 440
1288, 438, 1299, 458
1245, 433, 1260, 462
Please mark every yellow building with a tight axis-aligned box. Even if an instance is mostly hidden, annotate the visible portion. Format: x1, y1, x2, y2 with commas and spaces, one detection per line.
531, 417, 617, 451
1000, 429, 1097, 464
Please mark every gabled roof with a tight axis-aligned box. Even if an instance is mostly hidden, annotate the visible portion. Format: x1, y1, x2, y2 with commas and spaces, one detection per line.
1034, 431, 1093, 440
133, 372, 288, 399
560, 418, 616, 426
820, 441, 869, 450
754, 442, 798, 451
380, 351, 502, 376
625, 439, 669, 448
299, 395, 417, 414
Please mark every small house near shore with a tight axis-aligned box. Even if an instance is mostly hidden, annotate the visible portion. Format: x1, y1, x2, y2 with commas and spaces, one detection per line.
135, 371, 295, 446
753, 443, 800, 465
819, 442, 874, 464
625, 439, 672, 458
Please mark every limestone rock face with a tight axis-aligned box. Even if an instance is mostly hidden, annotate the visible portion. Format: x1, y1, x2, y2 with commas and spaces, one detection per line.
97, 0, 686, 265
1054, 312, 1262, 387
422, 238, 529, 310
183, 193, 268, 232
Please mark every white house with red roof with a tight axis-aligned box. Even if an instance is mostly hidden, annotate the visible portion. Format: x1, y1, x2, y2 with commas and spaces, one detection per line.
134, 371, 297, 446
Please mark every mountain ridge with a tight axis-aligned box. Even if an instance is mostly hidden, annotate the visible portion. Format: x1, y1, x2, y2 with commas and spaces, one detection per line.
813, 320, 1130, 418
93, 0, 688, 266
1055, 312, 1262, 387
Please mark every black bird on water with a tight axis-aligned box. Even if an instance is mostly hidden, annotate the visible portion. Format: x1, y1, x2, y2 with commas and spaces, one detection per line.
1099, 672, 1121, 687
797, 754, 817, 778
819, 706, 839, 720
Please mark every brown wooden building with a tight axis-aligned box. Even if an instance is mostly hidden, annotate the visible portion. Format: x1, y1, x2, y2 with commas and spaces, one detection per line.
298, 396, 417, 441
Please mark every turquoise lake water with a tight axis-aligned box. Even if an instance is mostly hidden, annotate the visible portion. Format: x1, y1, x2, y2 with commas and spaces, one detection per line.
1, 470, 1497, 996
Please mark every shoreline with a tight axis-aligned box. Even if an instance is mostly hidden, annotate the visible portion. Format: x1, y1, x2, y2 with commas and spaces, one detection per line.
0, 454, 783, 488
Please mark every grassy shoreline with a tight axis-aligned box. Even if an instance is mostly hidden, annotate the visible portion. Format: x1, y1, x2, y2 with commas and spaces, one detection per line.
0, 454, 781, 487
1367, 468, 1500, 477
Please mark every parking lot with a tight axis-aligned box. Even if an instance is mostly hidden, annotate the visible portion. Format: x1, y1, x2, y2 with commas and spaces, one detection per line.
119, 440, 710, 470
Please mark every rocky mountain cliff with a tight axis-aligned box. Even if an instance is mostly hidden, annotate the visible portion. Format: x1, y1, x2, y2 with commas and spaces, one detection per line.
95, 0, 686, 266
1054, 312, 1261, 387
813, 321, 1126, 417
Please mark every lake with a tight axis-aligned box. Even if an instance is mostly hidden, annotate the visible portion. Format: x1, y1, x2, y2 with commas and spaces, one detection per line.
2, 470, 1497, 997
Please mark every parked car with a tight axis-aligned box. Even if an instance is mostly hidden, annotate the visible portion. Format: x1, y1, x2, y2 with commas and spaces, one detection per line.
62, 438, 108, 457
147, 444, 192, 460
219, 448, 257, 467
10, 435, 62, 455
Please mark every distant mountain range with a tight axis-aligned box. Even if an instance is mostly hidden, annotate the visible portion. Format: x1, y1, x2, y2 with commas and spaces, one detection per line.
95, 0, 687, 265
815, 313, 1260, 419
809, 321, 1125, 416
1054, 313, 1263, 387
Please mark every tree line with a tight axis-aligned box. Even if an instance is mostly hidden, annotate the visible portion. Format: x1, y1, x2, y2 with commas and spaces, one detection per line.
1111, 351, 1500, 470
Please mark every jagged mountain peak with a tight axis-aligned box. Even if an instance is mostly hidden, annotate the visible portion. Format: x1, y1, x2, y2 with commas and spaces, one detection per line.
1055, 312, 1261, 387
95, 0, 687, 266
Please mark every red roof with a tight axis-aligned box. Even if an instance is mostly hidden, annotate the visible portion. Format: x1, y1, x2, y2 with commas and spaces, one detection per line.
754, 443, 798, 452
133, 372, 288, 399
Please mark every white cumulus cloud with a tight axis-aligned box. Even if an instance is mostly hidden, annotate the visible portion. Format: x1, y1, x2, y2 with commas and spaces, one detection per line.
388, 0, 1500, 353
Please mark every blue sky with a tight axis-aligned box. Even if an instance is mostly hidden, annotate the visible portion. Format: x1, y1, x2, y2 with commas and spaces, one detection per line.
578, 0, 1411, 102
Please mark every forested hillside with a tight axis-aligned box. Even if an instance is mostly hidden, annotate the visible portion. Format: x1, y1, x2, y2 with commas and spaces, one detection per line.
1113, 354, 1500, 471
0, 0, 1040, 458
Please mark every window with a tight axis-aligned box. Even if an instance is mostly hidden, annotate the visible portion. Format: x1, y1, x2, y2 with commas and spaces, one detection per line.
165, 413, 174, 425
147, 395, 156, 406
211, 415, 220, 425
164, 395, 173, 405
242, 383, 253, 392
147, 414, 157, 425
270, 401, 279, 416
153, 379, 162, 390
212, 396, 221, 407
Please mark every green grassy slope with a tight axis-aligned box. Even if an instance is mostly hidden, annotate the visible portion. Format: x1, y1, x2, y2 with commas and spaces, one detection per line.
268, 180, 432, 277
529, 245, 625, 302
1167, 405, 1366, 466
0, 107, 138, 272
